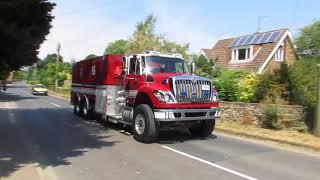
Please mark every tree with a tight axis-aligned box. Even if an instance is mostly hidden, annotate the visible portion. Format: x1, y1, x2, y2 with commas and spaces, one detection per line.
13, 70, 27, 80
104, 39, 129, 55
105, 15, 189, 59
160, 40, 189, 60
127, 15, 161, 54
0, 0, 55, 76
192, 54, 218, 78
0, 64, 10, 80
22, 53, 71, 87
295, 20, 320, 56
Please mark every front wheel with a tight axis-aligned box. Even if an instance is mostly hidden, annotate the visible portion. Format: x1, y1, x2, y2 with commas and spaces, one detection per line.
133, 104, 159, 143
189, 119, 215, 137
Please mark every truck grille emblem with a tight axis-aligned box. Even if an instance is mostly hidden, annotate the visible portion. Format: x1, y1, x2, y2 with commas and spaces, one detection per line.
202, 91, 209, 97
180, 91, 187, 97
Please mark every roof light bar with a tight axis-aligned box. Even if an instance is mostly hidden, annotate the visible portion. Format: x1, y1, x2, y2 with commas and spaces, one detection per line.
142, 50, 183, 59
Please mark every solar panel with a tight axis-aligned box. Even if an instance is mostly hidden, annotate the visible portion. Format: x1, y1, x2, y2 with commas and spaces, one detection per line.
230, 37, 241, 47
230, 31, 281, 47
237, 36, 247, 46
258, 32, 273, 44
244, 35, 255, 45
267, 31, 281, 43
251, 34, 263, 44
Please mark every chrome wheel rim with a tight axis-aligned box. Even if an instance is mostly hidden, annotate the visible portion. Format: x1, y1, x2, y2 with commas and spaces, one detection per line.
135, 114, 145, 135
76, 104, 80, 113
83, 105, 88, 115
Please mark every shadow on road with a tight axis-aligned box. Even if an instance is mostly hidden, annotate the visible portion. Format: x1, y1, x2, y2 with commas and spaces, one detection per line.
6, 85, 28, 89
0, 105, 118, 178
96, 120, 218, 144
158, 129, 218, 144
0, 92, 38, 102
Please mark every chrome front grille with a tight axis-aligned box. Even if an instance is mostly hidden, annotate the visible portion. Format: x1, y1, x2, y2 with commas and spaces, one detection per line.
173, 79, 211, 102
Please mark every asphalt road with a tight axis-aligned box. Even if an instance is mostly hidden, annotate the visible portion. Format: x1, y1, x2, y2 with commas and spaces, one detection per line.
1, 82, 320, 180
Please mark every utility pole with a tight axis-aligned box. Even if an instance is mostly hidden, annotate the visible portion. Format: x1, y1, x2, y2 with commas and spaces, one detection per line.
55, 43, 61, 89
315, 64, 320, 135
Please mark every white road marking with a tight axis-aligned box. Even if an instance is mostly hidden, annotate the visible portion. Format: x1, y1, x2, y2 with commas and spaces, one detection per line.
5, 102, 17, 124
162, 145, 258, 180
8, 113, 16, 124
50, 102, 61, 107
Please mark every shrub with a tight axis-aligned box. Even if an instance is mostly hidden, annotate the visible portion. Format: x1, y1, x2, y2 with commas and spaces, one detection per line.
288, 56, 320, 129
261, 105, 282, 130
238, 73, 259, 102
213, 70, 248, 101
255, 64, 289, 104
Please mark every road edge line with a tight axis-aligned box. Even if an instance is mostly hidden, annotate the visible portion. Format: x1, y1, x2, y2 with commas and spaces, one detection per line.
161, 145, 258, 180
50, 102, 61, 107
48, 92, 70, 101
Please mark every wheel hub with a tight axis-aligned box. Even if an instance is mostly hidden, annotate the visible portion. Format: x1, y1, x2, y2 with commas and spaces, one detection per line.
135, 114, 145, 135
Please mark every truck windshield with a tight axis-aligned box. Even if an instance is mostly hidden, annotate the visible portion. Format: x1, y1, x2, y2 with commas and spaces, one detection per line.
142, 56, 188, 75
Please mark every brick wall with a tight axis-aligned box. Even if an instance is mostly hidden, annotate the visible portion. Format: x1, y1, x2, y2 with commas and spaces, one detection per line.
219, 101, 307, 131
263, 37, 297, 73
284, 37, 297, 66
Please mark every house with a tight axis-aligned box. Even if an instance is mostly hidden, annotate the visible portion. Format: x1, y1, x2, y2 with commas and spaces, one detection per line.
201, 29, 298, 74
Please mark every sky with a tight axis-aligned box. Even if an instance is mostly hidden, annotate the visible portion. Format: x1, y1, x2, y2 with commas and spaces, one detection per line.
39, 0, 320, 61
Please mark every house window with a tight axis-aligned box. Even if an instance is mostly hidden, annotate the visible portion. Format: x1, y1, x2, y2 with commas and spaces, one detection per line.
232, 46, 252, 61
275, 46, 284, 62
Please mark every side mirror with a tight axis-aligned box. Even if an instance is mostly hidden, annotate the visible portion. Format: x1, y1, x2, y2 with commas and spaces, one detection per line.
191, 62, 196, 74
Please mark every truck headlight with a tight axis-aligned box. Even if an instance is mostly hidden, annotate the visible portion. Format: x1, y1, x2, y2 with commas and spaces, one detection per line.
153, 90, 176, 103
211, 89, 219, 102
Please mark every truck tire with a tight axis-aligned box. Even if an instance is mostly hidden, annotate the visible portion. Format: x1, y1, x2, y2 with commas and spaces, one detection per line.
189, 119, 215, 137
82, 101, 93, 120
74, 100, 81, 116
132, 104, 159, 143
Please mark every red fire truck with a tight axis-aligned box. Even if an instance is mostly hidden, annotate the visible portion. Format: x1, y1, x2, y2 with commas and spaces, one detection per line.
71, 51, 221, 142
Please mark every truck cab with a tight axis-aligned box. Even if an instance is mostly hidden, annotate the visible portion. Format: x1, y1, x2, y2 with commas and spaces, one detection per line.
122, 51, 220, 142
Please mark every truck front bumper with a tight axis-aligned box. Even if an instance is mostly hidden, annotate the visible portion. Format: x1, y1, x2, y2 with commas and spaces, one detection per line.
154, 108, 221, 122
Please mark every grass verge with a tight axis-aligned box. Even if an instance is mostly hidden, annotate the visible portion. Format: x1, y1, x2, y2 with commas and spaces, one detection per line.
48, 88, 70, 100
216, 121, 320, 151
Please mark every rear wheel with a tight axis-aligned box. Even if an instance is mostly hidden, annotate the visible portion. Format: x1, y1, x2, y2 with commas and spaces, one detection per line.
133, 104, 159, 143
74, 99, 81, 116
82, 100, 93, 120
189, 119, 215, 137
